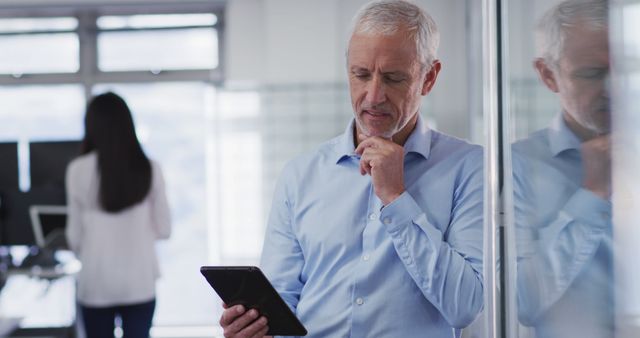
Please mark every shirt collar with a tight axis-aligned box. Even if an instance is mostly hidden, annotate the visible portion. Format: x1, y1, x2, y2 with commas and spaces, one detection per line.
333, 115, 432, 164
548, 113, 581, 156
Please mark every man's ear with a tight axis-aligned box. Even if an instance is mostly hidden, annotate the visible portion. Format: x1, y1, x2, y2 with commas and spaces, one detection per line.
534, 58, 559, 93
421, 60, 442, 96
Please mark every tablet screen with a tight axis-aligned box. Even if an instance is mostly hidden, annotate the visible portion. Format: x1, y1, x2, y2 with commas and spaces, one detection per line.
200, 266, 307, 336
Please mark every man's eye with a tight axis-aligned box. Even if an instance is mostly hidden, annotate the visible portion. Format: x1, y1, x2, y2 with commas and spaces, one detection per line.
354, 73, 370, 79
575, 69, 607, 79
385, 76, 404, 83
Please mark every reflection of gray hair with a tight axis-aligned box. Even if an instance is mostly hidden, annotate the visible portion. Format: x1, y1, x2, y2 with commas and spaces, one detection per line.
537, 0, 608, 66
348, 0, 439, 69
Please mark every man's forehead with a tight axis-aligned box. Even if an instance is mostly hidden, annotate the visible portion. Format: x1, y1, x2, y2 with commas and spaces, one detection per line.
347, 33, 420, 68
349, 30, 416, 49
561, 28, 609, 65
563, 22, 608, 50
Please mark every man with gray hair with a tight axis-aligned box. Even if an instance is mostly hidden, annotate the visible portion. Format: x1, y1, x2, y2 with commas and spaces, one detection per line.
513, 0, 612, 337
219, 1, 484, 337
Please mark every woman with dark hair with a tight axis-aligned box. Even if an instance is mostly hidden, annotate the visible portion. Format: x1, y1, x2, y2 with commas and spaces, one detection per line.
65, 92, 171, 338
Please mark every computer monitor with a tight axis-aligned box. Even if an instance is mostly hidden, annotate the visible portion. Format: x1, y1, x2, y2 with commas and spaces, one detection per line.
29, 140, 81, 189
0, 142, 19, 190
29, 205, 67, 249
0, 188, 65, 246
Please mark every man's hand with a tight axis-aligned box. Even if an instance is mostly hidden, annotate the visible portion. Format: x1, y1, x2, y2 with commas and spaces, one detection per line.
219, 304, 271, 338
582, 134, 611, 199
355, 134, 405, 205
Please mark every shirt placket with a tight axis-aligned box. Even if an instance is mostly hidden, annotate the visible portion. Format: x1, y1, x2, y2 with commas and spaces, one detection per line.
349, 183, 383, 337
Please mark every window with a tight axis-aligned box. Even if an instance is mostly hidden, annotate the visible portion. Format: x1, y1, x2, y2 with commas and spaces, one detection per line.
0, 5, 225, 334
0, 17, 79, 74
97, 14, 219, 72
0, 85, 84, 141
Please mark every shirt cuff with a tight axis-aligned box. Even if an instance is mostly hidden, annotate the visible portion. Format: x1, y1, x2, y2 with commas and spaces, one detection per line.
379, 191, 443, 241
563, 188, 612, 230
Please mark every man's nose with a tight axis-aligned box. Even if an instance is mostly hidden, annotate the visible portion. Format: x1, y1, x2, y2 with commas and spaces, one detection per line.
365, 75, 386, 105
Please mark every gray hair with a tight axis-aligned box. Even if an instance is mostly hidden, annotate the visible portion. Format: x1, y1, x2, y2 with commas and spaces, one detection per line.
348, 0, 440, 69
536, 0, 608, 67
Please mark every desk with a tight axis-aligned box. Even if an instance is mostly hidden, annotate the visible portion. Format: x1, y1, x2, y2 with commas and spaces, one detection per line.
0, 251, 79, 338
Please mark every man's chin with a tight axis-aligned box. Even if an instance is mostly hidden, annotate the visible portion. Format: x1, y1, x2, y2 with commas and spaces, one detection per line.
362, 129, 394, 139
588, 123, 611, 136
594, 116, 611, 135
355, 121, 394, 139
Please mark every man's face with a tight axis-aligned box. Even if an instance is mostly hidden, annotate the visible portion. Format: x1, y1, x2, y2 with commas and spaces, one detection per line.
537, 23, 610, 137
347, 29, 440, 141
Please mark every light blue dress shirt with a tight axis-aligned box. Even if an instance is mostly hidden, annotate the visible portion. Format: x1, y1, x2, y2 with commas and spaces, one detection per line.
260, 116, 484, 338
513, 115, 613, 338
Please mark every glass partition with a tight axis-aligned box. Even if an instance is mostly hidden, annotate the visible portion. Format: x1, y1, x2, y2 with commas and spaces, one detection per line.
503, 0, 617, 337
611, 1, 640, 337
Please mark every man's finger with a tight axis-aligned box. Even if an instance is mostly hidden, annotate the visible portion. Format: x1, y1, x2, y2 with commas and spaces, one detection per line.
249, 325, 270, 338
361, 149, 388, 174
220, 305, 245, 327
225, 309, 260, 336
237, 315, 268, 338
360, 149, 374, 175
360, 159, 370, 175
355, 135, 381, 155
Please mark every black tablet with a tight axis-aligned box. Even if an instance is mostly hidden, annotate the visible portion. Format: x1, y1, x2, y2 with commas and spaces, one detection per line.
200, 266, 307, 336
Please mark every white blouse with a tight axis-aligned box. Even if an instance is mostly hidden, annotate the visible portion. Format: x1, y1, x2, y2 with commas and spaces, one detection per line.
65, 152, 171, 307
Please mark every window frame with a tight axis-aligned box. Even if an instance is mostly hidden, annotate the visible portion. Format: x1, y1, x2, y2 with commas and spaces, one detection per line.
0, 2, 226, 98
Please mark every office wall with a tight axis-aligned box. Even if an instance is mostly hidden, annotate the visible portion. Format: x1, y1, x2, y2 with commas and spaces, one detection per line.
0, 0, 473, 138
225, 0, 471, 139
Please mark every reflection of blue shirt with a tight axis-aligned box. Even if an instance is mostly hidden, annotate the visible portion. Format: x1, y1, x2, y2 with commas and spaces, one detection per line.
513, 115, 613, 338
260, 116, 484, 338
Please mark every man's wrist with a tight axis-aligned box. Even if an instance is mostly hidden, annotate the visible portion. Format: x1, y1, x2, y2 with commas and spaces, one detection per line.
381, 190, 405, 206
583, 182, 610, 199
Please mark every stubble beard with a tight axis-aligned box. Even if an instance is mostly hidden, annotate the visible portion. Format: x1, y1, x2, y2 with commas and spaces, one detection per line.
354, 114, 398, 139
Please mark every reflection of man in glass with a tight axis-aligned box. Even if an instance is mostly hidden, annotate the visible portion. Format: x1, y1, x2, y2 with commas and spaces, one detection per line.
514, 0, 612, 337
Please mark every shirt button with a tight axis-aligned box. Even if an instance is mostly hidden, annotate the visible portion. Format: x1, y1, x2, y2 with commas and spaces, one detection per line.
356, 298, 364, 305
362, 254, 370, 261
368, 213, 377, 221
383, 217, 391, 225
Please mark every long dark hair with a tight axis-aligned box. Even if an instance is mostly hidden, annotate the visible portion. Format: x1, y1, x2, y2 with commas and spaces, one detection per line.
81, 92, 152, 213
